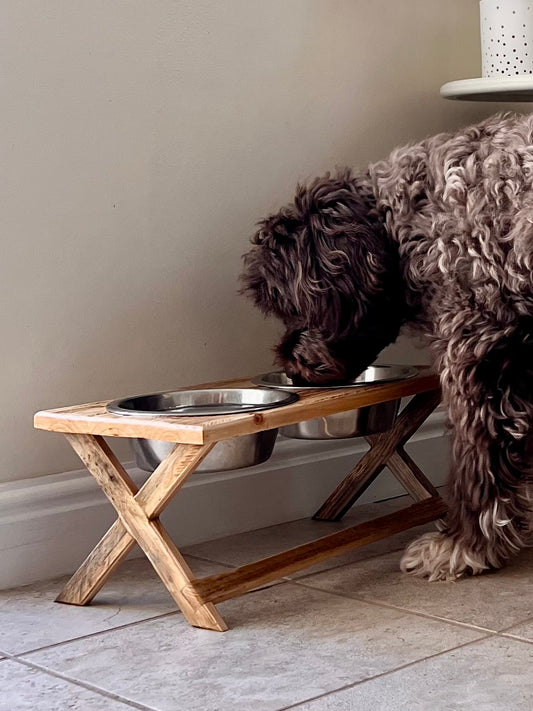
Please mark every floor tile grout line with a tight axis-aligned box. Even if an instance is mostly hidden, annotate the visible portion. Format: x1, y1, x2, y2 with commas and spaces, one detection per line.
6, 612, 532, 711
274, 633, 496, 711
496, 615, 533, 635
14, 610, 181, 657
184, 552, 238, 568
2, 556, 233, 657
496, 613, 533, 645
497, 632, 533, 645
5, 553, 529, 660
7, 575, 291, 659
288, 579, 502, 635
13, 563, 518, 660
1, 653, 159, 711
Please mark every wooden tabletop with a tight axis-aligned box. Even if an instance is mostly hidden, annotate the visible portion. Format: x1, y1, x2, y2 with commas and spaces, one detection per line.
34, 368, 440, 445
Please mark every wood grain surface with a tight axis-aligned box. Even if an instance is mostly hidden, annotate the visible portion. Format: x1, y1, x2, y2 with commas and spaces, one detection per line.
34, 368, 440, 444
182, 497, 448, 608
313, 389, 442, 521
57, 434, 226, 630
44, 368, 445, 632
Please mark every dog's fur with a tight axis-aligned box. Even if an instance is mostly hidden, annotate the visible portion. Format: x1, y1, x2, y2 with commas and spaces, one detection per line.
241, 113, 533, 581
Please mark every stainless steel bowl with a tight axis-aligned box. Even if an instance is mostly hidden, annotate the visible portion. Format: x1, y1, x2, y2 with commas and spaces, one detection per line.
107, 387, 298, 417
131, 429, 279, 473
279, 400, 400, 439
107, 387, 295, 473
253, 364, 413, 440
252, 364, 417, 390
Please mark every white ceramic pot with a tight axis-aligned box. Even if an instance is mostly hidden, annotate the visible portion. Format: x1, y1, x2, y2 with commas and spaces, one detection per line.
480, 0, 533, 77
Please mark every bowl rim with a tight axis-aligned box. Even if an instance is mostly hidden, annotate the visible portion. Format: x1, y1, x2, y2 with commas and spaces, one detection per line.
252, 364, 419, 391
106, 387, 299, 417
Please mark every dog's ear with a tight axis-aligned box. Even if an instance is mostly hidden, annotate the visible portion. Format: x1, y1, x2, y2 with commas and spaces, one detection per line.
241, 167, 403, 333
294, 169, 391, 276
286, 170, 396, 331
294, 168, 376, 234
240, 205, 306, 316
240, 250, 280, 315
240, 226, 295, 316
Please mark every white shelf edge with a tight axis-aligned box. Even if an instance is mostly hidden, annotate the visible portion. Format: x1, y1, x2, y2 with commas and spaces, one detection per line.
441, 76, 533, 101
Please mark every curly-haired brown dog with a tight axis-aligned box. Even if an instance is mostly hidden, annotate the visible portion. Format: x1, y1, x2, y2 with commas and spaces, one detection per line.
241, 113, 533, 582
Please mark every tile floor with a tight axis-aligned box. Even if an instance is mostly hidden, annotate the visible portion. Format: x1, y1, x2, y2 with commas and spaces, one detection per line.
1, 492, 532, 711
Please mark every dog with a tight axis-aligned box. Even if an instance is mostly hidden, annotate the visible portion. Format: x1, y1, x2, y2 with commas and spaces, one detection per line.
241, 112, 533, 581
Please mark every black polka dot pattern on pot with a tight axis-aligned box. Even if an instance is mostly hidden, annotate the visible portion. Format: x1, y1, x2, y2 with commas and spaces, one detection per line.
481, 0, 533, 77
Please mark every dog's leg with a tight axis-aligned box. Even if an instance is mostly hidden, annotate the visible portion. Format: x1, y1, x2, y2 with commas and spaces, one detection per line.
401, 329, 533, 581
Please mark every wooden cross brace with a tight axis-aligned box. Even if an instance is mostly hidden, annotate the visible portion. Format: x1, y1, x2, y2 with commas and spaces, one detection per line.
55, 389, 446, 632
313, 389, 442, 520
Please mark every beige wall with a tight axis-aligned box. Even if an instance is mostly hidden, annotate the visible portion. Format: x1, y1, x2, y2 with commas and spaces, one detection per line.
1, 0, 509, 482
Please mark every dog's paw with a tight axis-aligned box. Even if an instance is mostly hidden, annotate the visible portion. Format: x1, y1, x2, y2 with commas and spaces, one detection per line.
400, 531, 491, 582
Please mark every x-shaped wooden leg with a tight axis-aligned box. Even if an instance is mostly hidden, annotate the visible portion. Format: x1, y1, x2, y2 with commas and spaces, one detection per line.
313, 389, 442, 521
55, 434, 228, 632
55, 387, 443, 632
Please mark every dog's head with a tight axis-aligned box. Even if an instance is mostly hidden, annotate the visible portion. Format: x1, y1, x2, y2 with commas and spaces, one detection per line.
241, 169, 406, 384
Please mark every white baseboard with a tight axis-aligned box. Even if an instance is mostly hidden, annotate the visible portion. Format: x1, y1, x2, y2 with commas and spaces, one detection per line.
0, 410, 448, 589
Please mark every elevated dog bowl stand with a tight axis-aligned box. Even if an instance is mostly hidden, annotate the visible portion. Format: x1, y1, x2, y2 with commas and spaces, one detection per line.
34, 367, 446, 632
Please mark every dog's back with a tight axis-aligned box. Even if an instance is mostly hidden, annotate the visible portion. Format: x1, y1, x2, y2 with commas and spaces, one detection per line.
369, 113, 533, 325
